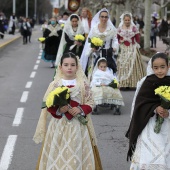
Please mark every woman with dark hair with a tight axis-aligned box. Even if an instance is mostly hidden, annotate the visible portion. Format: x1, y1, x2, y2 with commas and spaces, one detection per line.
80, 8, 119, 81
55, 14, 85, 66
126, 53, 170, 169
33, 52, 102, 170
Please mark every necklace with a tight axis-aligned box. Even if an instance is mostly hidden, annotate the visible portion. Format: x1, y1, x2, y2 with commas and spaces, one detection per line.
72, 27, 77, 32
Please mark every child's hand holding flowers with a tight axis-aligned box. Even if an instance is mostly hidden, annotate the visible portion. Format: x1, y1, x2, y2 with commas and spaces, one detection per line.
68, 107, 82, 116
59, 105, 69, 113
154, 85, 170, 133
156, 106, 169, 118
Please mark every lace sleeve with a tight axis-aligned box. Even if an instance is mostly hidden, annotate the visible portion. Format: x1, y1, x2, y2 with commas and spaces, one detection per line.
83, 81, 94, 109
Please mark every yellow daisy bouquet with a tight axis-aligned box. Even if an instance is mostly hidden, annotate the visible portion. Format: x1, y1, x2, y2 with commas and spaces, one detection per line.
154, 85, 170, 133
60, 23, 65, 29
108, 78, 119, 89
38, 37, 46, 43
46, 86, 70, 108
88, 37, 104, 50
74, 34, 85, 42
46, 86, 88, 125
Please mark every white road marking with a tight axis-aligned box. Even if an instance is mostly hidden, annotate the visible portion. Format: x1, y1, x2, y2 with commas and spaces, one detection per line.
36, 60, 40, 64
12, 108, 24, 126
38, 56, 41, 59
20, 91, 29, 103
30, 71, 36, 78
25, 81, 32, 88
34, 65, 39, 70
0, 135, 17, 170
39, 52, 42, 56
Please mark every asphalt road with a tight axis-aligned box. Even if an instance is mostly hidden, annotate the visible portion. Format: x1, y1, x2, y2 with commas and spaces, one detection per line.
0, 28, 134, 170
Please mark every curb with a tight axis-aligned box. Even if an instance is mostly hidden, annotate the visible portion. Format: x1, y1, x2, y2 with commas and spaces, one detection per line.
0, 35, 21, 49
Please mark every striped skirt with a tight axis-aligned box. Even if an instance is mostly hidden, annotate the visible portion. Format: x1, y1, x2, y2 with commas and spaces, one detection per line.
117, 44, 146, 87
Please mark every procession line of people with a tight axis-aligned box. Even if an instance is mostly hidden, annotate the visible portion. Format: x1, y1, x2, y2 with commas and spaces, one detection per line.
34, 7, 170, 170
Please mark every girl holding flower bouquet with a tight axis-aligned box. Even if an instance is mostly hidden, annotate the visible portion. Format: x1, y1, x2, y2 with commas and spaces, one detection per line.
55, 14, 85, 66
126, 53, 170, 169
90, 58, 124, 114
33, 52, 103, 170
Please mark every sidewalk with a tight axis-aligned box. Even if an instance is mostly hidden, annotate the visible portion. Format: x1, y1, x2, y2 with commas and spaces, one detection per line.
152, 37, 167, 53
0, 31, 21, 49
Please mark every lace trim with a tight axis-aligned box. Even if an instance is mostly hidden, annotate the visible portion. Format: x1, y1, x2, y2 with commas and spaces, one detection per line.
94, 99, 124, 106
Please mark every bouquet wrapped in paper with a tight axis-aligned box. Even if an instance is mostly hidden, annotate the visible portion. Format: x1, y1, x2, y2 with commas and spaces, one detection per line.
154, 86, 170, 133
46, 86, 88, 125
108, 78, 119, 89
88, 37, 104, 50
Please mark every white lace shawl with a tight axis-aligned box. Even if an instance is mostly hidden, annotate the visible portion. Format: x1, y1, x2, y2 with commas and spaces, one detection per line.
55, 14, 85, 66
47, 24, 61, 37
80, 8, 119, 71
33, 57, 97, 146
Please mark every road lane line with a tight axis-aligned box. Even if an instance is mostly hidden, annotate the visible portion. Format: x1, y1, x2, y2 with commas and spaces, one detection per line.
0, 135, 17, 170
38, 56, 41, 59
20, 91, 29, 103
30, 71, 36, 78
34, 65, 39, 70
39, 52, 42, 56
12, 108, 24, 126
25, 81, 32, 88
36, 60, 40, 64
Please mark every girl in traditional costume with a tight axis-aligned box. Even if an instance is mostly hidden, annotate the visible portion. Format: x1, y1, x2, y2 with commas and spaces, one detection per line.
126, 53, 170, 169
55, 14, 85, 66
42, 17, 62, 68
117, 12, 145, 88
80, 8, 119, 81
90, 58, 124, 114
33, 52, 102, 170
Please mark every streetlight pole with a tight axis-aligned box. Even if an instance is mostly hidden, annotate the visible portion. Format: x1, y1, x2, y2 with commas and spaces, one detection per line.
26, 0, 28, 18
13, 0, 16, 13
34, 0, 37, 21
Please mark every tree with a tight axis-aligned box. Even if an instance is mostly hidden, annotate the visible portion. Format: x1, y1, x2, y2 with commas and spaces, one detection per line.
0, 0, 52, 21
144, 0, 153, 49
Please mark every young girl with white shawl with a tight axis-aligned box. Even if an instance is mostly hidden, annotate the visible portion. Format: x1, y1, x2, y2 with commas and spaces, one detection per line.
91, 58, 124, 111
33, 52, 103, 170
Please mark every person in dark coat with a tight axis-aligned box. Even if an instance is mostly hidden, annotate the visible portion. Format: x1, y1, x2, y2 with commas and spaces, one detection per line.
0, 13, 5, 39
42, 17, 62, 68
20, 18, 31, 44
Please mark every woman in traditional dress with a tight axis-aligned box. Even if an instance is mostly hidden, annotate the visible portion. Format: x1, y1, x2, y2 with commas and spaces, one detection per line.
33, 52, 103, 170
80, 8, 119, 81
117, 12, 146, 88
126, 53, 170, 169
42, 17, 62, 68
55, 14, 85, 66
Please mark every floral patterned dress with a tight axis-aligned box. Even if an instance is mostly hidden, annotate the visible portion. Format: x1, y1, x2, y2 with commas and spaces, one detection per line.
117, 25, 145, 87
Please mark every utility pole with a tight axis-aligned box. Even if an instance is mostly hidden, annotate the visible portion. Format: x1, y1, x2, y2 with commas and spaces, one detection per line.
26, 0, 28, 18
13, 0, 16, 13
34, 0, 37, 21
